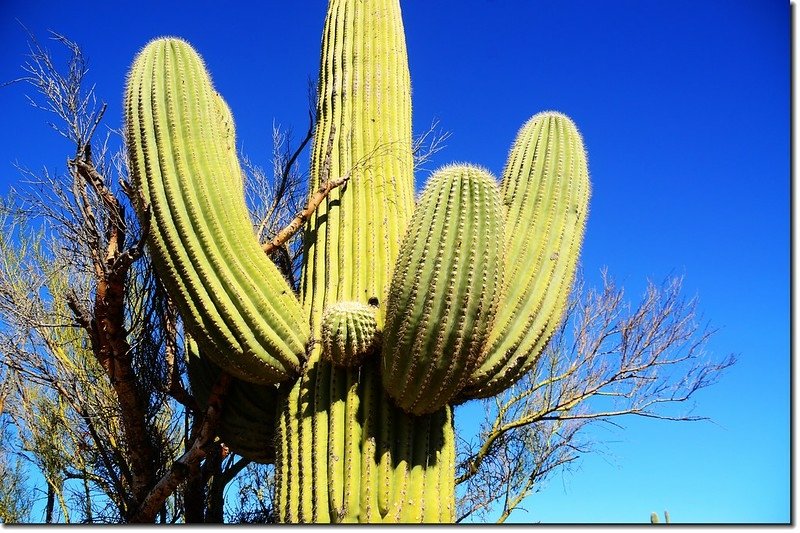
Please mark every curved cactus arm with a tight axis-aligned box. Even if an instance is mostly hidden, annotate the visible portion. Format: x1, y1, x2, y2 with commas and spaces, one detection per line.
462, 112, 591, 399
125, 38, 309, 385
381, 164, 505, 415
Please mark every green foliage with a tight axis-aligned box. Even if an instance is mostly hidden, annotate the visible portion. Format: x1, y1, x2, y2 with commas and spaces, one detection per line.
0, 400, 31, 524
124, 0, 588, 523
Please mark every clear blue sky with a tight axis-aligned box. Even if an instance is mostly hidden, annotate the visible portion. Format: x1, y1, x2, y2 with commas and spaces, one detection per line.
0, 0, 789, 524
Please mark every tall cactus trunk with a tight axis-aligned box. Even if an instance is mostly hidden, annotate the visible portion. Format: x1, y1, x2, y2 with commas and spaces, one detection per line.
275, 0, 455, 522
276, 358, 454, 522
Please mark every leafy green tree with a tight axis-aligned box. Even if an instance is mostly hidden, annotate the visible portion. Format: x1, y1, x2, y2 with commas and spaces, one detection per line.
0, 373, 32, 524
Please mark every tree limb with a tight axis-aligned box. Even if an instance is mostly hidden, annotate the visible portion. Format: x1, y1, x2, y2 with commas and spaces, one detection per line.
129, 372, 231, 523
261, 173, 350, 255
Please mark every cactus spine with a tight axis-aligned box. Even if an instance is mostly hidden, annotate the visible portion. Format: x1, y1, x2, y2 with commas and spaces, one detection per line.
125, 0, 589, 524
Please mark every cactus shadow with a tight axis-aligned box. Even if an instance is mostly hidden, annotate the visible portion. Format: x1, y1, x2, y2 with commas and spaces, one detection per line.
300, 357, 448, 470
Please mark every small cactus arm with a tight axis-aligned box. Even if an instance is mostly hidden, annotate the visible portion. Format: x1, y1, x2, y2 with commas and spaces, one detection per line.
125, 38, 309, 385
321, 302, 380, 368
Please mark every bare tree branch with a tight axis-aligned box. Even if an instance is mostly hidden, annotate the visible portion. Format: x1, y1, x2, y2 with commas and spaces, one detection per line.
130, 373, 231, 523
261, 174, 349, 255
412, 118, 452, 171
455, 271, 735, 522
0, 32, 183, 523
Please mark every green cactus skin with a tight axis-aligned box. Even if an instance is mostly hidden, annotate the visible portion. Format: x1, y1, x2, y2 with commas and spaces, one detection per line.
186, 336, 277, 463
381, 164, 504, 415
462, 112, 591, 399
276, 356, 454, 523
125, 38, 309, 385
321, 302, 380, 367
273, 0, 454, 522
300, 0, 415, 317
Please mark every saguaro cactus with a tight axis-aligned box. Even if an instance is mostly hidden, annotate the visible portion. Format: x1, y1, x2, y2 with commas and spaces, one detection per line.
462, 112, 591, 399
125, 0, 590, 524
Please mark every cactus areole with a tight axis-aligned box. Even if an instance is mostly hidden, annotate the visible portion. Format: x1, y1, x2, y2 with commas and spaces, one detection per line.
125, 0, 590, 524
